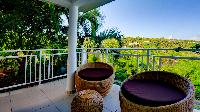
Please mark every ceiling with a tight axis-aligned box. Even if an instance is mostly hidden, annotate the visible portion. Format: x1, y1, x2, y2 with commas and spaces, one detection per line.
40, 0, 115, 12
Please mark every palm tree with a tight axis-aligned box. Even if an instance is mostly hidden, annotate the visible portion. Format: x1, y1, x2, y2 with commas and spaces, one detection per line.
77, 9, 104, 46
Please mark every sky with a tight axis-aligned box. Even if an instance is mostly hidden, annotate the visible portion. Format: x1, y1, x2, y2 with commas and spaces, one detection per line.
99, 0, 200, 40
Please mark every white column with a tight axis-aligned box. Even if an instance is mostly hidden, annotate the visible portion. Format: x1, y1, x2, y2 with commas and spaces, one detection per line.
65, 4, 78, 94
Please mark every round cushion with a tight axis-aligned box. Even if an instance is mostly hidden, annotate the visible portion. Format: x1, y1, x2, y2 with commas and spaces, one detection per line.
71, 90, 103, 112
78, 68, 113, 81
121, 79, 186, 107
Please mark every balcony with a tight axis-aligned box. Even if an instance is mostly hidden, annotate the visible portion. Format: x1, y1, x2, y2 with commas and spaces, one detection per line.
0, 48, 200, 112
0, 79, 121, 112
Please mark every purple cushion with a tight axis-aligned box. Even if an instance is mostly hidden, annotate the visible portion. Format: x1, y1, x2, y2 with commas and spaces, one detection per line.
121, 79, 186, 106
78, 68, 113, 81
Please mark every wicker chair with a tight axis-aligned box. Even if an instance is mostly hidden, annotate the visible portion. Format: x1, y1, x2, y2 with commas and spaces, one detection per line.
119, 71, 195, 112
75, 62, 115, 96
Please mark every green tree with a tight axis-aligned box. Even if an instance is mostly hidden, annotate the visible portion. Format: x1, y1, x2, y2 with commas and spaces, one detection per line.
77, 9, 104, 46
101, 38, 120, 48
97, 28, 123, 46
0, 0, 67, 49
0, 0, 105, 49
83, 37, 97, 49
191, 44, 200, 49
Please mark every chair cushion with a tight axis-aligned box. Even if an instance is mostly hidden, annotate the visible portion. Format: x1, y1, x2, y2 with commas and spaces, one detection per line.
78, 68, 113, 81
121, 79, 186, 106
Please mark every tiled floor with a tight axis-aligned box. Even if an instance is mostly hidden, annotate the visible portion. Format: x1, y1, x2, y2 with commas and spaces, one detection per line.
0, 79, 199, 112
0, 79, 120, 112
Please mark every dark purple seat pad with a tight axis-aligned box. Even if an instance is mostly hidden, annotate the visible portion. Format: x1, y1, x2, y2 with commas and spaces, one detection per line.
78, 68, 113, 81
121, 79, 186, 106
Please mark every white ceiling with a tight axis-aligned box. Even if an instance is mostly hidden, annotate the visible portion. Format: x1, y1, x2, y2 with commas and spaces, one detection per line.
40, 0, 115, 12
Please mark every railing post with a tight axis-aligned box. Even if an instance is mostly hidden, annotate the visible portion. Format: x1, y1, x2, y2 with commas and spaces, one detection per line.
81, 46, 87, 65
159, 57, 162, 71
95, 50, 102, 62
25, 56, 27, 84
30, 55, 32, 83
141, 56, 144, 71
146, 49, 151, 71
106, 49, 109, 63
35, 56, 37, 82
48, 55, 50, 79
152, 56, 155, 71
136, 55, 139, 73
39, 50, 42, 84
43, 55, 46, 80
51, 54, 54, 78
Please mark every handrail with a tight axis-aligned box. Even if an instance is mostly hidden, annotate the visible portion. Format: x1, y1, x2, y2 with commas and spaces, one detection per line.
0, 48, 199, 53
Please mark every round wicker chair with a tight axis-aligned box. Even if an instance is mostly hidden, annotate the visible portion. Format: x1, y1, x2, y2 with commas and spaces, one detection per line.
75, 62, 115, 97
119, 71, 195, 112
71, 90, 103, 112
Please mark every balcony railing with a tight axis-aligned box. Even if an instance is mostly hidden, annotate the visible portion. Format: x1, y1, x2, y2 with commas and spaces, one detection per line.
0, 48, 199, 91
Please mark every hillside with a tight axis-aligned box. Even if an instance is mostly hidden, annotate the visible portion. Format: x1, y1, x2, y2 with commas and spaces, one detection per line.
105, 37, 200, 99
122, 37, 200, 49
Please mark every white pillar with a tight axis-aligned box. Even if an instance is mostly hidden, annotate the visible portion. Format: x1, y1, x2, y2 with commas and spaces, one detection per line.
65, 4, 78, 95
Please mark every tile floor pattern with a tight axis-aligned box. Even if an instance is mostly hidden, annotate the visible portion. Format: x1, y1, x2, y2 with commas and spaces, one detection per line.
0, 79, 199, 112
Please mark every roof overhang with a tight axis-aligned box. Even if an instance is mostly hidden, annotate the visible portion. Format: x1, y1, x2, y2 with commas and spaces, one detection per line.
39, 0, 115, 12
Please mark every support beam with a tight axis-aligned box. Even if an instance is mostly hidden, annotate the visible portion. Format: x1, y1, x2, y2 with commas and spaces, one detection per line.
65, 4, 78, 95
40, 0, 115, 13
75, 0, 115, 12
39, 0, 71, 8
